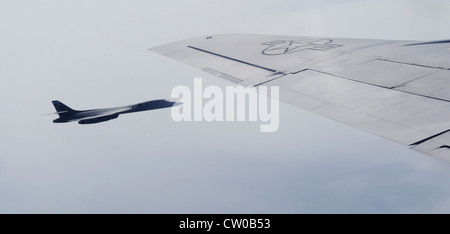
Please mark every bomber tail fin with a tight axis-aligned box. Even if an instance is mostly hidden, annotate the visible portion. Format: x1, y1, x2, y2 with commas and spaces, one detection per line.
51, 100, 76, 117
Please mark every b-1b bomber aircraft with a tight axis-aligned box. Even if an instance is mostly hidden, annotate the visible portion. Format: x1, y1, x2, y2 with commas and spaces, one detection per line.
51, 99, 180, 124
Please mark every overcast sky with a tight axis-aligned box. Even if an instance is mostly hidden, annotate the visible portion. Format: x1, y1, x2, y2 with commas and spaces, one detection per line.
1, 0, 450, 213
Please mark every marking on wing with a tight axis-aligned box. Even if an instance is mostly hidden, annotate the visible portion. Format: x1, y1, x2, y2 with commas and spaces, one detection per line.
261, 39, 343, 55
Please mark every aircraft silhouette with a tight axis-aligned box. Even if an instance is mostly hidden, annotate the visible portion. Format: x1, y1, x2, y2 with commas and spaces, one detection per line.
51, 99, 180, 124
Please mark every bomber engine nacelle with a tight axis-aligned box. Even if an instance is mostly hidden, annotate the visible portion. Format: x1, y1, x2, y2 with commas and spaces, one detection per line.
78, 114, 119, 125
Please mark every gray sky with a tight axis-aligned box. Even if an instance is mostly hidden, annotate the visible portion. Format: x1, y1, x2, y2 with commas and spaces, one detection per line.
1, 0, 450, 213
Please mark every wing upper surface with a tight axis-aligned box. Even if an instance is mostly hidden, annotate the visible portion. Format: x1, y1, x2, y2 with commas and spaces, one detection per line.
151, 34, 450, 162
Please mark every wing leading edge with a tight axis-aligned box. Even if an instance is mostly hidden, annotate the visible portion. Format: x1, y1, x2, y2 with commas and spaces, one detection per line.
150, 34, 450, 163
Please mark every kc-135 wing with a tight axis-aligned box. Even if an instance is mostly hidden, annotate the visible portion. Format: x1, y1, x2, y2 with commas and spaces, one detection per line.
150, 34, 450, 163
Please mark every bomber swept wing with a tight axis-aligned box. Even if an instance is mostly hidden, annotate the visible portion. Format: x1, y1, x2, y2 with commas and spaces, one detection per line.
150, 34, 450, 163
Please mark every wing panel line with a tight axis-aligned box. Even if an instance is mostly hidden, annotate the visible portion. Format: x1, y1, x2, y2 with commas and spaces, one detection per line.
307, 69, 450, 103
187, 45, 278, 73
409, 128, 450, 146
